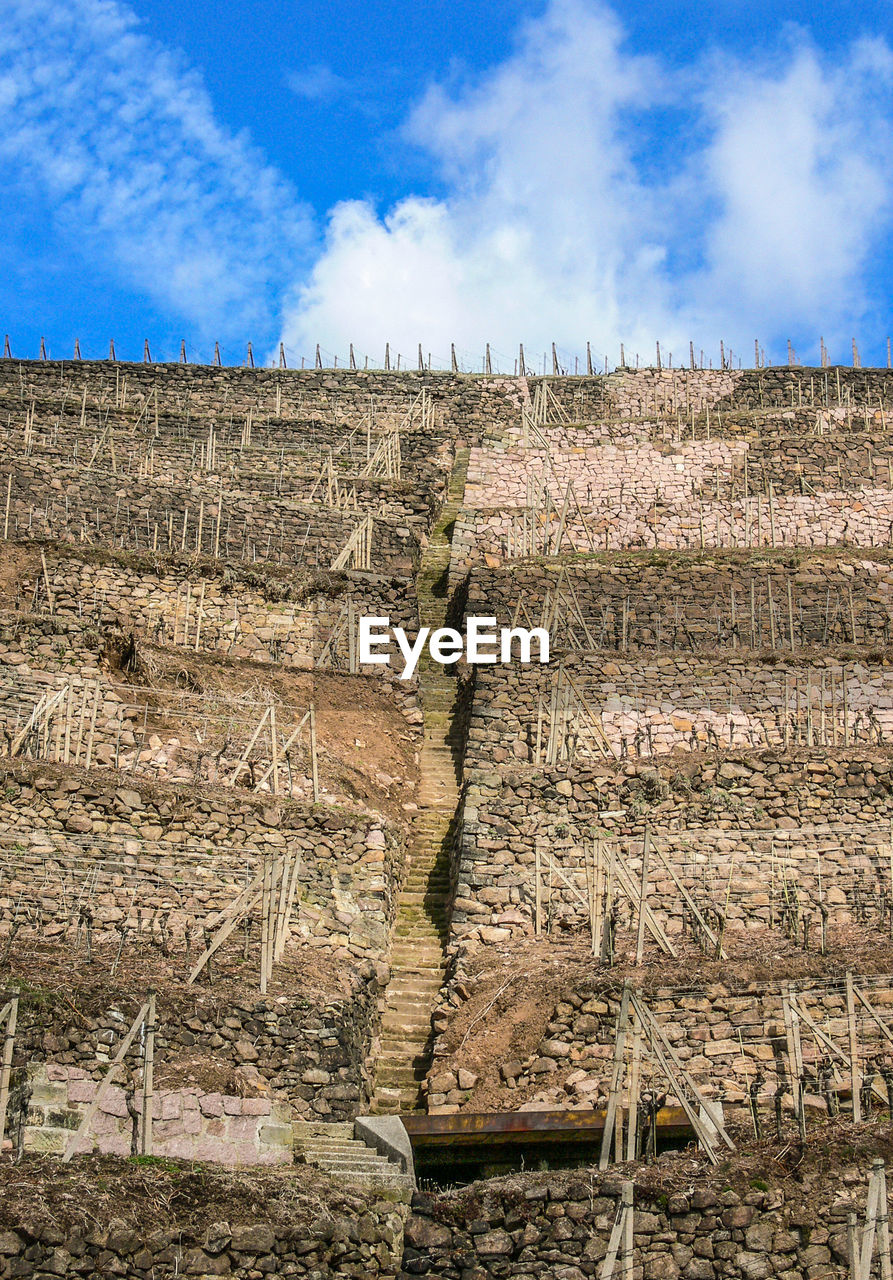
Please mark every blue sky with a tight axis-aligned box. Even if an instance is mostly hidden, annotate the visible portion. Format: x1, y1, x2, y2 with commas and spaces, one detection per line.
0, 0, 891, 370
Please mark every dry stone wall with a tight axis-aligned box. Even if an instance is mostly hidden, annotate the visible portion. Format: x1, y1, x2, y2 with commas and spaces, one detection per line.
466, 653, 893, 764
0, 762, 406, 964
454, 752, 893, 944
451, 491, 893, 576
401, 1163, 882, 1278
12, 982, 382, 1119
0, 1162, 410, 1278
16, 544, 419, 671
3, 455, 422, 572
426, 971, 893, 1111
463, 552, 893, 653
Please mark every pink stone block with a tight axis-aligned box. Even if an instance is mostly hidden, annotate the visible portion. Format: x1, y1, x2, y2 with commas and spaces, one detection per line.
205, 1118, 226, 1138
240, 1098, 271, 1116
160, 1094, 183, 1121
182, 1110, 202, 1136
157, 1136, 200, 1161
154, 1119, 186, 1141
90, 1112, 126, 1138
225, 1117, 260, 1142
67, 1080, 97, 1104
98, 1087, 129, 1119
199, 1092, 223, 1118
255, 1145, 289, 1166
98, 1133, 131, 1158
182, 1136, 229, 1162
221, 1096, 242, 1116
182, 1093, 201, 1111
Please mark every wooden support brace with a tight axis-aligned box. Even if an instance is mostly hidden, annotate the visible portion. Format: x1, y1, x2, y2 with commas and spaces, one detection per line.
63, 1000, 150, 1162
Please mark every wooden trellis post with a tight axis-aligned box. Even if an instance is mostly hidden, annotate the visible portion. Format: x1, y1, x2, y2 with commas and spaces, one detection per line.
140, 990, 156, 1156
598, 1181, 634, 1280
599, 981, 631, 1170
188, 870, 265, 985
0, 992, 19, 1149
635, 827, 650, 966
846, 970, 862, 1122
856, 1160, 893, 1280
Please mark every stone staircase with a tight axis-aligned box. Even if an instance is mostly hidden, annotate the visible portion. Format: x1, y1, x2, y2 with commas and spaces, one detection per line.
371, 449, 469, 1114
292, 1121, 412, 1186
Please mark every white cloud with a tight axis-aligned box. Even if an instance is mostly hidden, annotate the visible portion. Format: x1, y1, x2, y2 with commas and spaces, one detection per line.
280, 2, 893, 368
0, 0, 313, 342
695, 36, 893, 341
287, 65, 353, 103
3, 0, 891, 363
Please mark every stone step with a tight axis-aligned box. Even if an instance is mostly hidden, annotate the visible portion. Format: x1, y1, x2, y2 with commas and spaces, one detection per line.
391, 940, 447, 952
392, 923, 448, 936
380, 1013, 432, 1032
372, 449, 466, 1116
299, 1147, 391, 1164
293, 1121, 354, 1138
392, 926, 448, 940
380, 1038, 433, 1057
384, 981, 443, 999
310, 1152, 395, 1170
383, 987, 442, 1005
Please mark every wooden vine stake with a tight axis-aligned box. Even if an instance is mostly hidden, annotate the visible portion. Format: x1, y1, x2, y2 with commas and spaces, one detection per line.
846, 970, 861, 1122
140, 990, 156, 1156
856, 1160, 893, 1280
635, 826, 651, 966
309, 703, 319, 802
599, 981, 631, 1170
598, 1181, 634, 1280
0, 993, 19, 1149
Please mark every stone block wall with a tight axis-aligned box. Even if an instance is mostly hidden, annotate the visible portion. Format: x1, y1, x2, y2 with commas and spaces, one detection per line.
0, 360, 530, 433
426, 972, 893, 1111
24, 1064, 293, 1163
0, 1161, 409, 1278
465, 654, 893, 764
3, 455, 423, 573
450, 490, 893, 575
401, 1164, 880, 1278
18, 543, 419, 671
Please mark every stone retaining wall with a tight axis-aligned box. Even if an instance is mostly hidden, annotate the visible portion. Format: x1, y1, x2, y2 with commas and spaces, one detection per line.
401, 1163, 881, 1278
0, 762, 406, 964
451, 490, 893, 578
466, 654, 893, 764
16, 544, 419, 671
11, 983, 381, 1118
426, 972, 893, 1111
23, 1064, 293, 1163
463, 553, 893, 653
4, 456, 422, 573
0, 1162, 409, 1278
454, 752, 893, 944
